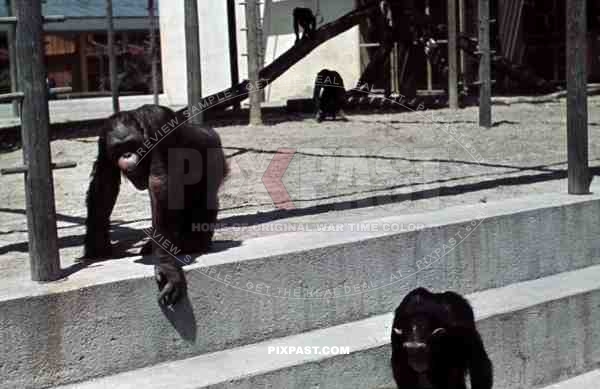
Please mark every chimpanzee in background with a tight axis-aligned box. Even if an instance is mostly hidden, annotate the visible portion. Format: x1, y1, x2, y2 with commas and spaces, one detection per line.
293, 7, 316, 43
313, 69, 346, 122
391, 287, 493, 389
83, 105, 228, 306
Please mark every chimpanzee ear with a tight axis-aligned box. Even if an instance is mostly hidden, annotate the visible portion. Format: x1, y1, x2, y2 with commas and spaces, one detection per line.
432, 327, 446, 336
393, 328, 403, 336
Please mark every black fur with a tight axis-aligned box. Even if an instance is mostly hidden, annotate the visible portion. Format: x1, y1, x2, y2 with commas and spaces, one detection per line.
84, 104, 228, 306
293, 7, 316, 42
391, 287, 493, 389
313, 69, 346, 122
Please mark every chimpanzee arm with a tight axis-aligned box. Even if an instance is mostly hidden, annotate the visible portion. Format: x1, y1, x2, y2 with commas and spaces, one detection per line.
468, 331, 493, 389
313, 72, 324, 111
293, 10, 300, 41
83, 138, 121, 258
148, 149, 187, 306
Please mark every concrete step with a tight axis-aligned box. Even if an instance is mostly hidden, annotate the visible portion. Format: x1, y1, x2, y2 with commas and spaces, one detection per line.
55, 265, 600, 389
539, 369, 600, 389
2, 191, 600, 388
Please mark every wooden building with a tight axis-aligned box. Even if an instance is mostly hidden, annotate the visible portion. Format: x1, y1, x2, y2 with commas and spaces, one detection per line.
0, 0, 160, 95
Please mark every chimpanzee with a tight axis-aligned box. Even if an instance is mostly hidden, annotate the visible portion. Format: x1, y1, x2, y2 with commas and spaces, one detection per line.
313, 69, 346, 122
83, 104, 228, 306
293, 7, 316, 43
391, 287, 493, 389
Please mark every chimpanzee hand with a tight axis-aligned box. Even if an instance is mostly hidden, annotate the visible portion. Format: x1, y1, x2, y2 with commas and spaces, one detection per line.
155, 262, 187, 307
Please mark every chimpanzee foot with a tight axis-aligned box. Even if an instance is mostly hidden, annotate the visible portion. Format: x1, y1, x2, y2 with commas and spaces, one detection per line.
155, 262, 187, 307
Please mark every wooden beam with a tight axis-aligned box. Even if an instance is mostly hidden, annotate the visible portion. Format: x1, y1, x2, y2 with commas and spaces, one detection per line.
478, 0, 492, 127
15, 0, 61, 281
106, 0, 120, 112
566, 0, 590, 194
227, 0, 241, 110
447, 0, 458, 109
245, 0, 263, 125
184, 0, 203, 125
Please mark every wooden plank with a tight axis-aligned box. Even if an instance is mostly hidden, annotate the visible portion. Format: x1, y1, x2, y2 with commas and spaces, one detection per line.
106, 0, 120, 113
79, 33, 89, 92
478, 0, 492, 127
184, 0, 203, 125
447, 0, 458, 109
15, 0, 61, 281
566, 0, 590, 194
0, 91, 24, 102
245, 0, 263, 125
227, 0, 241, 110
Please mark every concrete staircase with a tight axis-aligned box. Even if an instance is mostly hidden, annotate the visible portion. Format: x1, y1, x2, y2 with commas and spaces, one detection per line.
1, 189, 600, 388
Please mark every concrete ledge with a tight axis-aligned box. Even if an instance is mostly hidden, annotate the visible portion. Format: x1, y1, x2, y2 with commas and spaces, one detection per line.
2, 191, 600, 387
55, 265, 600, 389
540, 369, 600, 389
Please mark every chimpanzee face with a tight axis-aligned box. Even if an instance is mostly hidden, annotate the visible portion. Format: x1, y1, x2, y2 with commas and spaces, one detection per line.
106, 115, 149, 190
393, 314, 446, 373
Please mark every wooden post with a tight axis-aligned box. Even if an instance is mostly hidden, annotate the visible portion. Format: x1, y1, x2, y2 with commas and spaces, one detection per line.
15, 0, 61, 281
227, 0, 241, 110
458, 0, 466, 83
148, 0, 159, 105
106, 0, 120, 112
447, 0, 458, 109
566, 0, 590, 194
184, 0, 203, 125
7, 0, 18, 117
79, 33, 89, 92
245, 0, 263, 125
478, 0, 492, 127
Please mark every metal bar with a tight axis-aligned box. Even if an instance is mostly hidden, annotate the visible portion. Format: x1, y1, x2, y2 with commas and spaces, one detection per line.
479, 0, 492, 128
149, 0, 159, 105
227, 0, 241, 110
15, 0, 61, 281
1, 161, 77, 176
566, 0, 590, 194
448, 0, 458, 109
0, 15, 65, 23
106, 0, 120, 113
7, 0, 18, 117
245, 0, 263, 124
184, 0, 203, 125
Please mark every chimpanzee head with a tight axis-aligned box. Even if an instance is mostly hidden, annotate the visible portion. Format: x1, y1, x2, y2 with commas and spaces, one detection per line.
391, 288, 448, 373
104, 113, 149, 190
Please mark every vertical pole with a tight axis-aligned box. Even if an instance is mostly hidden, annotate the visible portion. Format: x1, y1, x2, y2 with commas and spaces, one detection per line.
7, 0, 19, 117
15, 0, 61, 281
566, 0, 590, 194
458, 0, 466, 83
106, 0, 120, 112
148, 0, 159, 105
245, 0, 263, 125
447, 0, 458, 109
79, 33, 89, 92
227, 0, 241, 110
478, 0, 492, 128
184, 0, 203, 125
425, 0, 433, 91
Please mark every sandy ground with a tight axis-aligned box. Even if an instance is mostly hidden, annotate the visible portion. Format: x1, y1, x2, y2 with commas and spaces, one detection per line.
1, 97, 599, 282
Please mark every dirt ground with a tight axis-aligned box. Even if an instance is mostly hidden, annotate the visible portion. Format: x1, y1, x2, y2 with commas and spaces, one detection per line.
1, 97, 599, 281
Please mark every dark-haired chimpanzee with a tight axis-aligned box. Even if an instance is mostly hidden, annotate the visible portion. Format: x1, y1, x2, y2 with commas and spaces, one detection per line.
293, 7, 316, 43
313, 69, 346, 122
391, 287, 493, 389
83, 105, 227, 306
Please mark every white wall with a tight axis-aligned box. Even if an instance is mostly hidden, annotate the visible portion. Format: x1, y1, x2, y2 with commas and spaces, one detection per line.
159, 0, 360, 106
